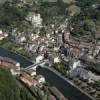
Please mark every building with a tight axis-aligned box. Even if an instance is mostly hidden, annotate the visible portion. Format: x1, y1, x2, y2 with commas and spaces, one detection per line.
48, 52, 61, 63
35, 75, 45, 83
10, 69, 20, 76
26, 13, 42, 28
54, 47, 59, 52
36, 55, 44, 63
69, 68, 100, 82
24, 69, 36, 77
19, 76, 33, 87
0, 30, 8, 40
54, 57, 61, 63
20, 72, 35, 87
68, 58, 81, 70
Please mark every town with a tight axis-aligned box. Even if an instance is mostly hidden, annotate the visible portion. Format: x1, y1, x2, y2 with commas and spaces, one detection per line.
0, 0, 100, 100
0, 12, 100, 99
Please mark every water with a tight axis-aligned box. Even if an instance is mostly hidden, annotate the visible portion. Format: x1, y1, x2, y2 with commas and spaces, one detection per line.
37, 67, 93, 100
0, 47, 32, 67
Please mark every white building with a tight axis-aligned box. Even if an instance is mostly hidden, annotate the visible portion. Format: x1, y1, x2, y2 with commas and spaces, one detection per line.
4, 33, 8, 37
26, 13, 42, 28
36, 55, 44, 63
69, 59, 81, 70
10, 69, 20, 76
0, 30, 8, 40
54, 57, 61, 63
15, 62, 20, 67
54, 47, 59, 52
0, 35, 4, 40
20, 36, 26, 42
0, 30, 3, 34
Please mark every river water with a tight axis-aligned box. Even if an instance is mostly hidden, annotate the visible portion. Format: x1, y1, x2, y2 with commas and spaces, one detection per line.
0, 47, 32, 67
0, 47, 93, 100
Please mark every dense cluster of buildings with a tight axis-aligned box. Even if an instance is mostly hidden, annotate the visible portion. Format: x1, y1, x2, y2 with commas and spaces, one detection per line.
9, 18, 100, 84
19, 71, 45, 87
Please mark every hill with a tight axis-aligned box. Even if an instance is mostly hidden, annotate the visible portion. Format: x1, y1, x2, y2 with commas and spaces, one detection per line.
0, 68, 36, 100
69, 0, 100, 42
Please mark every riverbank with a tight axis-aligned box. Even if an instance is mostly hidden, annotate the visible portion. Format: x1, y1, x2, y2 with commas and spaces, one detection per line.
0, 47, 32, 67
39, 65, 95, 100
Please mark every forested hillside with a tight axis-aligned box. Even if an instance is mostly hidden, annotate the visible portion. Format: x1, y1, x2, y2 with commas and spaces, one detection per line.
70, 0, 100, 42
0, 68, 36, 100
0, 0, 99, 41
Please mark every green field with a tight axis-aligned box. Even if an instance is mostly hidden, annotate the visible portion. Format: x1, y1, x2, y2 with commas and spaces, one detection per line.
0, 68, 36, 100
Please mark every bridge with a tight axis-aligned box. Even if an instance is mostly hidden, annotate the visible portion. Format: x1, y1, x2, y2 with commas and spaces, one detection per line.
21, 61, 46, 71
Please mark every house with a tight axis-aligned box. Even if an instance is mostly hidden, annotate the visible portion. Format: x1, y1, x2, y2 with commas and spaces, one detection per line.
19, 76, 33, 87
24, 69, 36, 77
4, 57, 20, 68
48, 53, 61, 63
20, 36, 26, 42
20, 72, 34, 87
10, 69, 20, 76
46, 34, 51, 38
54, 57, 61, 63
35, 75, 45, 83
0, 30, 8, 40
4, 33, 8, 38
0, 30, 3, 34
0, 35, 4, 40
0, 56, 20, 75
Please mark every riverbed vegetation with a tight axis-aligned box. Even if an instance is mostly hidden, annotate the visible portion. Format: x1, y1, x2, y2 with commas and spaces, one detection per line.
11, 46, 29, 57
88, 63, 100, 75
53, 63, 69, 75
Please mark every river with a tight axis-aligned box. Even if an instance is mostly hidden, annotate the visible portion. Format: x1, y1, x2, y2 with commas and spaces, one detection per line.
37, 67, 93, 100
0, 47, 94, 100
0, 47, 32, 67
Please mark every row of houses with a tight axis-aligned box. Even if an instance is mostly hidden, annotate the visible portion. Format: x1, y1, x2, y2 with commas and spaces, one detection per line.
19, 70, 45, 87
0, 56, 20, 75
